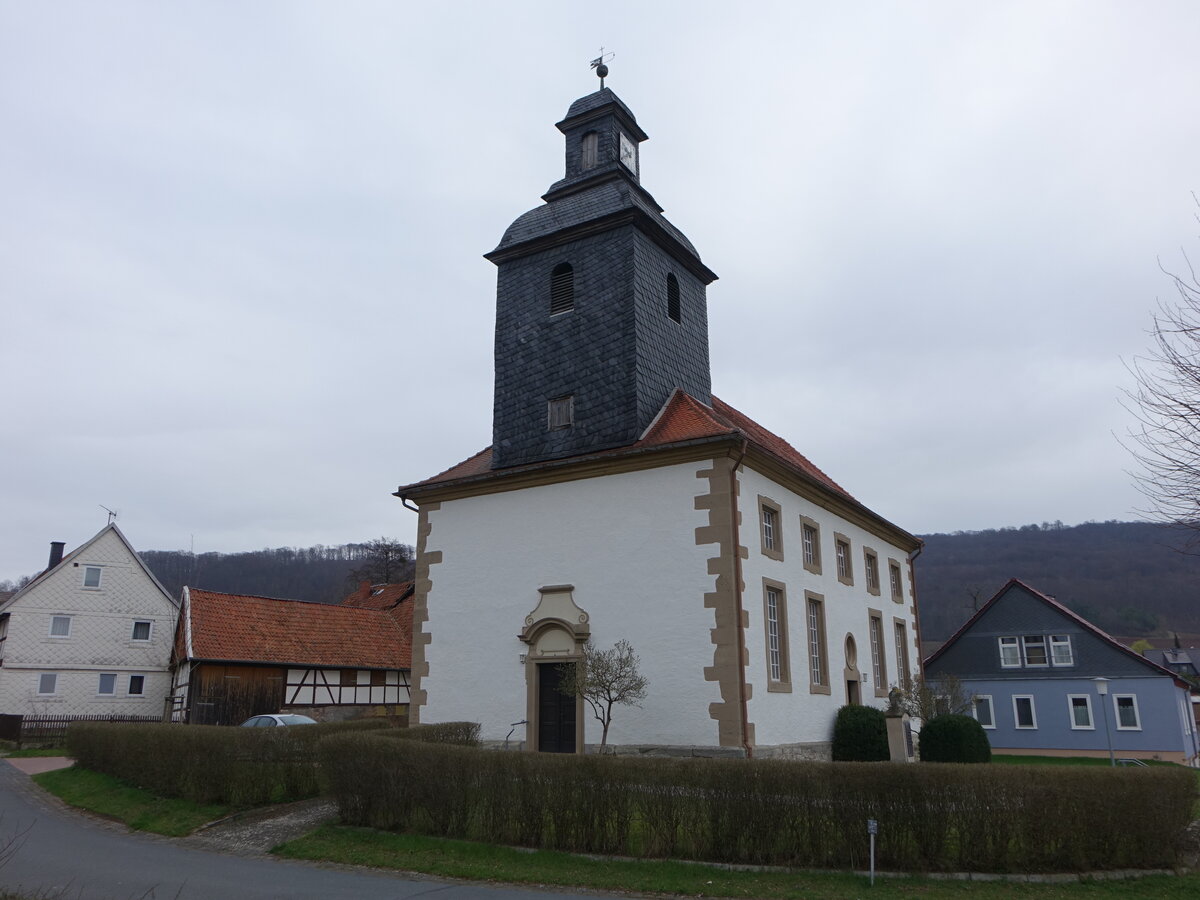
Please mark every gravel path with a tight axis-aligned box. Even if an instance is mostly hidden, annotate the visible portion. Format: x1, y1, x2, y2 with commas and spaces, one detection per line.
184, 796, 340, 856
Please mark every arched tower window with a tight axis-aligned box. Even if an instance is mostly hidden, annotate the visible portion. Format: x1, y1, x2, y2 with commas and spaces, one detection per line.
666, 273, 681, 323
580, 131, 598, 170
550, 263, 574, 315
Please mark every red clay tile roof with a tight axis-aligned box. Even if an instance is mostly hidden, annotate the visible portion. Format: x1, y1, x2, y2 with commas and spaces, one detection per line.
182, 589, 411, 670
399, 390, 852, 501
342, 581, 414, 611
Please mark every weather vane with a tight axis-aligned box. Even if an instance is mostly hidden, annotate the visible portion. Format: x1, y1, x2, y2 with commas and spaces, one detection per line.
591, 48, 615, 89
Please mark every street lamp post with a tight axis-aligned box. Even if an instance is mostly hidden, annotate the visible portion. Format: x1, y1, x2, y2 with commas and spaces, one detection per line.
1093, 677, 1115, 766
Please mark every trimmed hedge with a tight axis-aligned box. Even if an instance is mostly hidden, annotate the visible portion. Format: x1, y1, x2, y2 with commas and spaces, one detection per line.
67, 718, 393, 806
831, 704, 889, 761
377, 721, 480, 746
320, 735, 1196, 873
919, 714, 991, 763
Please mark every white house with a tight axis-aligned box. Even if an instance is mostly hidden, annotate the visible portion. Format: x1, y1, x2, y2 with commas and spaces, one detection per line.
0, 525, 178, 717
395, 83, 922, 758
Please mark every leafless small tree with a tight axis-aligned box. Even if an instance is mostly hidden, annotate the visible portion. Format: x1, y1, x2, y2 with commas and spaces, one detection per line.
1124, 196, 1200, 546
559, 639, 648, 752
896, 673, 972, 722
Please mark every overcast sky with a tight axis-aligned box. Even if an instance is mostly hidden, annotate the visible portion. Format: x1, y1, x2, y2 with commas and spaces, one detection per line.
3, 1, 1199, 580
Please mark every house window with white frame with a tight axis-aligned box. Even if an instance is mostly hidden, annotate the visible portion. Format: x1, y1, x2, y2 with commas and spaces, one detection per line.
1114, 694, 1141, 730
83, 566, 102, 589
128, 675, 145, 696
1021, 635, 1049, 667
1013, 695, 1037, 728
131, 620, 152, 641
998, 636, 1021, 667
1068, 694, 1094, 729
49, 615, 72, 638
38, 673, 58, 695
98, 673, 117, 695
973, 695, 995, 728
1049, 634, 1073, 666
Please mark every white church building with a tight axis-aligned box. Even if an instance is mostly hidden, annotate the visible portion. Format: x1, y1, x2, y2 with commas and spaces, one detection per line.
396, 83, 922, 758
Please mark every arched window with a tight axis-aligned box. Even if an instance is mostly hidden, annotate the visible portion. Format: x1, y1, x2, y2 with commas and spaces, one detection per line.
580, 131, 598, 170
550, 263, 574, 315
666, 273, 681, 323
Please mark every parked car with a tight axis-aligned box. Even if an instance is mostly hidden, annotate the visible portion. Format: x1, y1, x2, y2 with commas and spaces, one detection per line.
239, 714, 317, 727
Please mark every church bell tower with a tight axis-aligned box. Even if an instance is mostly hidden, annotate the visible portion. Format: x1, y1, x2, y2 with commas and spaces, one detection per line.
485, 79, 718, 469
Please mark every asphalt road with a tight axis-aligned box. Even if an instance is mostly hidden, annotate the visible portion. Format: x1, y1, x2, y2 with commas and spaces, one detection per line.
0, 761, 618, 900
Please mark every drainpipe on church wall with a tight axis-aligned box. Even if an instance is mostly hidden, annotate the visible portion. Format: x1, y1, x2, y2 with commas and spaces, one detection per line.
907, 544, 925, 681
729, 439, 753, 758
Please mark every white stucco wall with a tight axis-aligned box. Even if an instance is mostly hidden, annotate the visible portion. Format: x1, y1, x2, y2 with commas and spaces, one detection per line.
0, 528, 178, 717
421, 461, 723, 748
738, 464, 919, 747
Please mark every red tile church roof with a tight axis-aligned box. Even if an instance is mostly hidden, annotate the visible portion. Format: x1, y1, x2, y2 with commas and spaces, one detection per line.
180, 588, 411, 670
399, 390, 853, 502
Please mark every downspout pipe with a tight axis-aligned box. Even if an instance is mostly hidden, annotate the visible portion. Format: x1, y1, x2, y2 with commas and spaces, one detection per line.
729, 439, 752, 758
907, 543, 925, 680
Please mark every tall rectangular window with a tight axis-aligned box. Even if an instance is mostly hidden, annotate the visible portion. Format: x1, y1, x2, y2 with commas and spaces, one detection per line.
834, 535, 853, 585
868, 612, 887, 695
1013, 695, 1037, 729
763, 581, 790, 689
1115, 695, 1141, 730
1068, 695, 1094, 729
806, 595, 828, 692
973, 695, 995, 728
864, 550, 880, 595
580, 131, 598, 170
801, 519, 821, 574
759, 498, 783, 560
893, 620, 910, 688
889, 561, 904, 602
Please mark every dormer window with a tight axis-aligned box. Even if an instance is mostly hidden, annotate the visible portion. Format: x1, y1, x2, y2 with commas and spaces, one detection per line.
550, 263, 574, 315
666, 273, 681, 323
580, 131, 598, 170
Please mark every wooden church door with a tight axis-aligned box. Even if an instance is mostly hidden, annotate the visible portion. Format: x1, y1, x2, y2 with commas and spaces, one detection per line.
537, 663, 576, 753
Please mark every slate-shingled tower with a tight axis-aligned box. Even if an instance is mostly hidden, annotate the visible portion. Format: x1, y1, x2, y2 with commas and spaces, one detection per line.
485, 89, 718, 469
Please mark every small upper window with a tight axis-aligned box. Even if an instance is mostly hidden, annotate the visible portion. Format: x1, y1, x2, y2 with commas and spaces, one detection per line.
666, 273, 681, 323
1050, 634, 1073, 666
1022, 635, 1048, 667
131, 621, 152, 642
998, 636, 1021, 667
580, 131, 598, 170
49, 615, 72, 638
548, 395, 574, 430
550, 263, 574, 315
834, 536, 853, 585
864, 550, 880, 595
83, 566, 102, 589
889, 561, 904, 602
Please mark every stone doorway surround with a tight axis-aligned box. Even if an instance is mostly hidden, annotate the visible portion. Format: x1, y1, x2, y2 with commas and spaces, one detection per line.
518, 584, 589, 753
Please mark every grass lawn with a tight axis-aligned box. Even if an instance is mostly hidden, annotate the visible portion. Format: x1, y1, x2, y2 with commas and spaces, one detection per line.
991, 755, 1172, 767
1, 747, 70, 758
275, 825, 1200, 899
32, 767, 231, 836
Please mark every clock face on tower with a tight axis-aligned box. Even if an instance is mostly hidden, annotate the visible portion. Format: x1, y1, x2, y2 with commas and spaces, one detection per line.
619, 132, 637, 175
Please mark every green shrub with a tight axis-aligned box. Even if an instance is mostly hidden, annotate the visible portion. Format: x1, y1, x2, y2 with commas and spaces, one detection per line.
319, 734, 1195, 873
919, 714, 991, 763
831, 704, 889, 761
379, 721, 480, 746
66, 717, 393, 807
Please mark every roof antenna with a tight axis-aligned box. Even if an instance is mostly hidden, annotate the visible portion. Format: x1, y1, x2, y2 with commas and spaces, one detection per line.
590, 48, 614, 89
100, 504, 118, 526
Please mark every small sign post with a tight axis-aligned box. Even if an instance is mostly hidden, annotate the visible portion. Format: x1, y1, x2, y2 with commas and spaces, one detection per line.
867, 818, 878, 886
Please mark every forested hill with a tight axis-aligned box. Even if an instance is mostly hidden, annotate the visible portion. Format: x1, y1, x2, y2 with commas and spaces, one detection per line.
915, 521, 1200, 640
138, 540, 415, 606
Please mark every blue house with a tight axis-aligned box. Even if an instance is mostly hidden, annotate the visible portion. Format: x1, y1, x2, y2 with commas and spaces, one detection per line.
925, 579, 1198, 766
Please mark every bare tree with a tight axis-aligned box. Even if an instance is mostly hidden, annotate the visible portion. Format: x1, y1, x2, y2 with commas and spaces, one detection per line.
1125, 196, 1200, 545
559, 639, 648, 752
346, 537, 414, 586
895, 673, 972, 722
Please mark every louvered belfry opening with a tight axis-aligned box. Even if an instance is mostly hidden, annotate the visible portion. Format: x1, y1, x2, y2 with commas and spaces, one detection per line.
667, 272, 681, 323
549, 262, 574, 314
